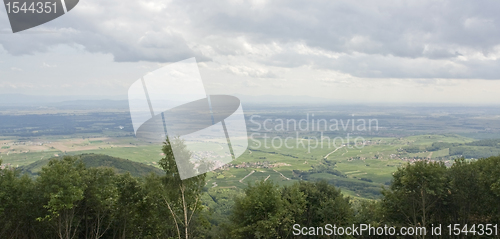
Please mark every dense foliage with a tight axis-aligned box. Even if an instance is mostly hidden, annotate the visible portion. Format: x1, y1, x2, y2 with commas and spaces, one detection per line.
376, 157, 500, 239
219, 156, 500, 238
2, 144, 500, 238
0, 137, 207, 239
223, 180, 352, 239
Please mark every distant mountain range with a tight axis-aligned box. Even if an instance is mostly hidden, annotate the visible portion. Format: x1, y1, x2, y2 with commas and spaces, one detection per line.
0, 94, 129, 109
0, 94, 125, 104
0, 93, 337, 108
1, 93, 498, 114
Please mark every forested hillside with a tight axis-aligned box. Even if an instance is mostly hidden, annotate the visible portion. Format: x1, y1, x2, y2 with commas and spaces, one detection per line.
18, 153, 163, 178
1, 139, 500, 238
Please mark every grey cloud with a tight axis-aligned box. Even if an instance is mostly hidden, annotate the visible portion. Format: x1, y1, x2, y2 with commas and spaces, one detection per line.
192, 0, 500, 58
321, 54, 500, 79
2, 0, 500, 79
185, 0, 500, 79
0, 0, 209, 62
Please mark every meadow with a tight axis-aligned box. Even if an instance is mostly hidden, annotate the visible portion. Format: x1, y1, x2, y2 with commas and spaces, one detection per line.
2, 105, 500, 199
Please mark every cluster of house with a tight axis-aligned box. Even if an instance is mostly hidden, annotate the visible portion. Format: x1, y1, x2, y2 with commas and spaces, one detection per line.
401, 157, 453, 166
219, 161, 275, 170
6, 141, 51, 146
346, 153, 453, 167
0, 163, 13, 170
191, 151, 232, 161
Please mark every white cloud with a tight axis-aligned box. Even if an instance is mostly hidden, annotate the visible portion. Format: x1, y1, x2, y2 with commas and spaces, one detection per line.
1, 0, 500, 103
43, 62, 57, 68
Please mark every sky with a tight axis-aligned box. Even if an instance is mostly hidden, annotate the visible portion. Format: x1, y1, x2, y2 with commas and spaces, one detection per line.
1, 0, 500, 104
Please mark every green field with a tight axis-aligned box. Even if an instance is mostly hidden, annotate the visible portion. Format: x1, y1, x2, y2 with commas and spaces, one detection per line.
2, 133, 500, 199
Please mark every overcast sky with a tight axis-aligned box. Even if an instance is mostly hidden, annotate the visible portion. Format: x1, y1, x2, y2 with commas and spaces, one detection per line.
1, 0, 500, 104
